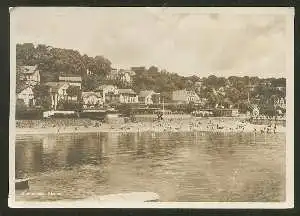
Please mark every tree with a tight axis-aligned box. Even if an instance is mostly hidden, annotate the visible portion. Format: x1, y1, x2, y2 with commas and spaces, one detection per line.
205, 75, 218, 87
228, 76, 239, 88
94, 55, 112, 76
148, 66, 159, 75
249, 76, 260, 86
186, 102, 195, 113
216, 77, 226, 88
226, 87, 240, 104
16, 65, 26, 93
32, 84, 51, 109
16, 43, 37, 66
66, 86, 81, 100
16, 99, 27, 112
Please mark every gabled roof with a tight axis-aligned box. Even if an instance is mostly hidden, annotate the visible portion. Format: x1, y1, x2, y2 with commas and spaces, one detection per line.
82, 92, 102, 98
118, 89, 136, 94
119, 69, 136, 76
20, 65, 38, 74
58, 76, 82, 82
45, 82, 69, 92
139, 90, 159, 98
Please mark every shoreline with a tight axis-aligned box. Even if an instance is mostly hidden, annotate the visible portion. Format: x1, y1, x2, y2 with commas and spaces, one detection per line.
15, 120, 286, 135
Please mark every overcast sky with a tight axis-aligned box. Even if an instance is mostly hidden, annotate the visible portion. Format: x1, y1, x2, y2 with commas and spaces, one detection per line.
11, 7, 293, 78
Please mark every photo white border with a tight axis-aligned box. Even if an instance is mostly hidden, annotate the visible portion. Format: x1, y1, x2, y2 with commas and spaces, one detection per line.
8, 7, 294, 209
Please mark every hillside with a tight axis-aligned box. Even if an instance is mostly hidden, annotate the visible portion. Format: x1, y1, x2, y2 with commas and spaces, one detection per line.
16, 43, 286, 113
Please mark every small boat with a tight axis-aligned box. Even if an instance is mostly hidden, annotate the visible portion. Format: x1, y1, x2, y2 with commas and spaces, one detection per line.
15, 178, 30, 190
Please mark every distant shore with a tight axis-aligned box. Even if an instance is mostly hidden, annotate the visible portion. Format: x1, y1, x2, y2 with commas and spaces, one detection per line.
15, 117, 285, 135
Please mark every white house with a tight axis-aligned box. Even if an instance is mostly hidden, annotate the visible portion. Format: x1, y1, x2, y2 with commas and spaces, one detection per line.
107, 68, 119, 80
118, 89, 138, 103
172, 89, 200, 104
119, 69, 136, 84
58, 75, 82, 89
275, 97, 286, 109
17, 86, 35, 107
95, 85, 119, 104
139, 90, 160, 105
45, 82, 70, 110
195, 81, 203, 91
107, 68, 136, 85
275, 86, 286, 92
81, 92, 104, 109
20, 65, 40, 87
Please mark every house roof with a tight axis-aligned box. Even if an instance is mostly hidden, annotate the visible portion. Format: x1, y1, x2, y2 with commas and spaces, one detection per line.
120, 69, 136, 76
58, 76, 82, 82
16, 85, 32, 94
20, 65, 38, 74
45, 82, 68, 92
139, 90, 159, 98
82, 92, 102, 98
118, 89, 136, 94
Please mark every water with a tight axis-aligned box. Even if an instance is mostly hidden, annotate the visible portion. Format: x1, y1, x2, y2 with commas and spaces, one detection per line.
15, 131, 286, 202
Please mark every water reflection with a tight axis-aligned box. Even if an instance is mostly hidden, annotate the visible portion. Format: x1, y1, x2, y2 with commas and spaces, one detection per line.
15, 131, 285, 202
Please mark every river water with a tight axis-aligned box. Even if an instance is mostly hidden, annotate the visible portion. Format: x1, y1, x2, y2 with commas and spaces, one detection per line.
15, 131, 285, 202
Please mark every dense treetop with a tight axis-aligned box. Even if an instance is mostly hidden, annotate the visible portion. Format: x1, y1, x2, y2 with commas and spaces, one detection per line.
16, 43, 286, 111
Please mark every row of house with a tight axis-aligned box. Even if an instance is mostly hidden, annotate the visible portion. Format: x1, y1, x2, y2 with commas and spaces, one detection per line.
16, 66, 164, 110
16, 65, 208, 111
81, 85, 161, 110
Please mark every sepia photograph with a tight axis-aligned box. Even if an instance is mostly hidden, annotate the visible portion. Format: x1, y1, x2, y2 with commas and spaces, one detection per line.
9, 7, 294, 208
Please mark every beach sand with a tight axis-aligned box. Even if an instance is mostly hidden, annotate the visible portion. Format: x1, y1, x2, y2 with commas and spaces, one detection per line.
15, 117, 285, 135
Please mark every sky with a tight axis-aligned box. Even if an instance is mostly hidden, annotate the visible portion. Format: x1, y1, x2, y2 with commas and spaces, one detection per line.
10, 7, 293, 78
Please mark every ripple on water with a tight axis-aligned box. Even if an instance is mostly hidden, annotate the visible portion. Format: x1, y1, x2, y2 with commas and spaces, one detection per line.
15, 131, 286, 202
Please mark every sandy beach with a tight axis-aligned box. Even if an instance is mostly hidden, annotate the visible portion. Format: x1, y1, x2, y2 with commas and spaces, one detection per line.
15, 117, 285, 135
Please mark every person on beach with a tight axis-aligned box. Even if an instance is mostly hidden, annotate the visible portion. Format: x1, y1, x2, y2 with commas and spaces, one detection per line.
274, 124, 277, 134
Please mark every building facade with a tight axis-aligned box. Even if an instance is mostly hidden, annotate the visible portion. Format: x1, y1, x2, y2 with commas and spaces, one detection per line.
81, 92, 104, 109
96, 85, 119, 104
118, 89, 139, 103
172, 89, 200, 104
45, 82, 70, 110
17, 86, 35, 107
58, 75, 82, 89
275, 97, 286, 109
20, 65, 40, 87
107, 68, 136, 85
119, 69, 136, 84
139, 90, 160, 105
